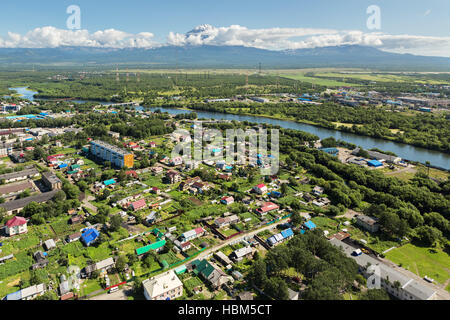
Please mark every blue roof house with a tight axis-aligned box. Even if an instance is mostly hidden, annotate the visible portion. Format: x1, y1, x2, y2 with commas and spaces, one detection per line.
103, 179, 116, 186
281, 228, 294, 239
81, 228, 100, 246
304, 220, 317, 230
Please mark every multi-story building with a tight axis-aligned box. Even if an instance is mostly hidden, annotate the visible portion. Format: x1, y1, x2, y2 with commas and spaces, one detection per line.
356, 215, 380, 233
41, 171, 62, 190
329, 238, 437, 300
90, 140, 134, 169
143, 270, 183, 300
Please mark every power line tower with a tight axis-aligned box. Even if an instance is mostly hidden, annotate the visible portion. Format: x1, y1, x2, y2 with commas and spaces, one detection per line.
245, 72, 249, 95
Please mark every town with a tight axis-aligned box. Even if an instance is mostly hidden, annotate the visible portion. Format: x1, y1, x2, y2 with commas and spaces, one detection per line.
0, 79, 448, 301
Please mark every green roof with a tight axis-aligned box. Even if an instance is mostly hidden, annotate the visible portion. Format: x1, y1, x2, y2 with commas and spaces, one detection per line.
136, 239, 167, 255
192, 259, 214, 278
71, 164, 81, 169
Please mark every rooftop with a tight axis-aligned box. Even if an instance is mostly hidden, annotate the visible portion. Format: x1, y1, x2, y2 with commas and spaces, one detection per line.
91, 140, 131, 156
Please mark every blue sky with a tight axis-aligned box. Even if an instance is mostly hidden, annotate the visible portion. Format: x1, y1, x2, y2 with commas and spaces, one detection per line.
0, 0, 449, 56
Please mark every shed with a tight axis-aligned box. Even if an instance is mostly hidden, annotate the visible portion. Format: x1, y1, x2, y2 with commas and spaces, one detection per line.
367, 160, 383, 167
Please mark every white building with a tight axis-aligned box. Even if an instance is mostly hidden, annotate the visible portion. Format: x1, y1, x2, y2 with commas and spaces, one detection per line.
143, 270, 183, 300
5, 216, 28, 236
329, 238, 437, 300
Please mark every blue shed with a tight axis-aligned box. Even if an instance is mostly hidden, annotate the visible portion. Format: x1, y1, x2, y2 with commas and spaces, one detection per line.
367, 160, 383, 167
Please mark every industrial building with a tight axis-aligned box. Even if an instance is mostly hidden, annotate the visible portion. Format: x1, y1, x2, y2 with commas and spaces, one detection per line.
90, 140, 134, 168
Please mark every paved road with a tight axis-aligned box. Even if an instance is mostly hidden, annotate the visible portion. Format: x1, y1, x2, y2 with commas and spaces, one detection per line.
194, 220, 285, 262
82, 195, 98, 213
89, 286, 132, 300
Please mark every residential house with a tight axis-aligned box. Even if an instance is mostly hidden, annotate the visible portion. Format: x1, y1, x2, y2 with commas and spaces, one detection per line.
190, 259, 230, 290
230, 246, 254, 262
255, 202, 279, 216
213, 251, 233, 268
220, 196, 234, 205
253, 184, 268, 194
69, 215, 83, 225
83, 257, 115, 278
5, 216, 28, 236
143, 270, 183, 300
214, 215, 239, 229
267, 228, 294, 247
4, 284, 46, 300
180, 227, 206, 243
165, 170, 182, 184
81, 228, 100, 247
312, 186, 324, 196
151, 166, 164, 175
130, 199, 147, 212
66, 232, 82, 243
174, 240, 192, 252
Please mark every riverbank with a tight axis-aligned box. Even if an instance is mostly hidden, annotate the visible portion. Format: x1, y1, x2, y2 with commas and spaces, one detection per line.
183, 106, 450, 155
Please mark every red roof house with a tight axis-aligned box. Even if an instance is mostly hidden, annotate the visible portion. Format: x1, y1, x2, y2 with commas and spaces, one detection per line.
256, 202, 279, 215
6, 216, 27, 228
125, 170, 138, 179
130, 199, 146, 211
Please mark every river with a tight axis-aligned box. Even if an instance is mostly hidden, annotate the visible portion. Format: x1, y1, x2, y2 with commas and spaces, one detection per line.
6, 87, 449, 169
147, 107, 450, 170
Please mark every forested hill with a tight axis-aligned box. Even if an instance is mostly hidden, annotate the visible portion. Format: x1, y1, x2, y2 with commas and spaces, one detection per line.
1, 45, 450, 70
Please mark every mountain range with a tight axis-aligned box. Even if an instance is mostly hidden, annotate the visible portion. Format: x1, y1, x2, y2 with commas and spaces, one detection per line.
1, 45, 450, 70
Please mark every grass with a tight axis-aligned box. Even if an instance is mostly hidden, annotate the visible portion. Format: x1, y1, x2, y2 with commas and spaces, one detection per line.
384, 243, 450, 285
280, 73, 357, 87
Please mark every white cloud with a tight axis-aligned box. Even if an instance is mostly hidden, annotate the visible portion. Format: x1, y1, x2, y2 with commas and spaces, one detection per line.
1, 24, 450, 57
424, 9, 432, 16
0, 26, 156, 48
167, 25, 450, 57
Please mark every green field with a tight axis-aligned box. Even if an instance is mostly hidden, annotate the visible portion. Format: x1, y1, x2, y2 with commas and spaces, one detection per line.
280, 73, 356, 87
385, 243, 450, 285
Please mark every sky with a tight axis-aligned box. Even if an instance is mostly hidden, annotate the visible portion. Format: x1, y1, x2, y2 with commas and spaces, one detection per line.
0, 0, 449, 56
